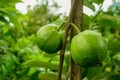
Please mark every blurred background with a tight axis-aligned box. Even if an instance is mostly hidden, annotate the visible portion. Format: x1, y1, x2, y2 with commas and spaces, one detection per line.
16, 0, 113, 15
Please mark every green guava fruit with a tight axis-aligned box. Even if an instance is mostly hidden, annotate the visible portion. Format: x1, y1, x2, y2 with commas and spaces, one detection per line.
36, 24, 63, 53
70, 30, 107, 68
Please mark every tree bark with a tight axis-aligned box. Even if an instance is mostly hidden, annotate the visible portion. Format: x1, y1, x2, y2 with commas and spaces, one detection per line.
71, 0, 83, 32
70, 0, 83, 80
57, 0, 76, 80
57, 0, 83, 80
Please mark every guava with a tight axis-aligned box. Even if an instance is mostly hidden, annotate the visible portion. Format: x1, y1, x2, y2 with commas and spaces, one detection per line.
70, 30, 107, 68
36, 24, 63, 53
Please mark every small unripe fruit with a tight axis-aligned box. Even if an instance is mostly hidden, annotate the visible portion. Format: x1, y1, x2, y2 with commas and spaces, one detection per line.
70, 30, 107, 68
36, 24, 63, 53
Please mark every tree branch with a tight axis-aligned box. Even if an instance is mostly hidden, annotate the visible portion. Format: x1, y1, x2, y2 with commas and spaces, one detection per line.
70, 0, 83, 80
57, 0, 76, 80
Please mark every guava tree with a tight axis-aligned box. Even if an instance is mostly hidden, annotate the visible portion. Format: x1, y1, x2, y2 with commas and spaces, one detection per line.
35, 0, 120, 80
36, 0, 107, 80
0, 0, 120, 80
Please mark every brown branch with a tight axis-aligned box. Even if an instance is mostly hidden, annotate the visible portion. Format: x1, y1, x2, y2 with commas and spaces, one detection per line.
57, 0, 76, 80
71, 58, 82, 80
70, 0, 83, 80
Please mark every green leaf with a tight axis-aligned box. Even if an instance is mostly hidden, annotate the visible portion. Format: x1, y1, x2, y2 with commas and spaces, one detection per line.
0, 0, 21, 7
0, 8, 8, 17
0, 16, 8, 23
3, 26, 9, 34
38, 72, 65, 80
27, 68, 37, 76
0, 8, 21, 28
4, 55, 15, 72
87, 67, 103, 80
1, 64, 8, 75
97, 14, 120, 30
92, 0, 104, 5
82, 13, 91, 30
42, 53, 58, 58
11, 54, 19, 64
113, 52, 120, 65
85, 0, 104, 5
6, 11, 21, 27
23, 59, 60, 70
84, 0, 95, 11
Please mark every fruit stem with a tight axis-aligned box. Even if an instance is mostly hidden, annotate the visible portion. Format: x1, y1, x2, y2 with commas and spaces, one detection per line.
70, 23, 80, 34
57, 17, 67, 31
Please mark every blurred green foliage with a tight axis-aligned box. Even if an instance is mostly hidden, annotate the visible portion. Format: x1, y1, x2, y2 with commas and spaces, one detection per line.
0, 0, 120, 80
0, 0, 63, 80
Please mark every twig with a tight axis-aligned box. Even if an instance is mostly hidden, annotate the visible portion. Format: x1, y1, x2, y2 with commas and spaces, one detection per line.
57, 0, 76, 80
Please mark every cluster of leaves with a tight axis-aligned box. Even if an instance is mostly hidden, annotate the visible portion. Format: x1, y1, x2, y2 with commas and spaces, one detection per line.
0, 0, 120, 80
0, 0, 63, 80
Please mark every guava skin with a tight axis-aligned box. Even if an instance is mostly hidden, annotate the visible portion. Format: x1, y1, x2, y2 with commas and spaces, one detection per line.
70, 30, 107, 68
36, 24, 63, 53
